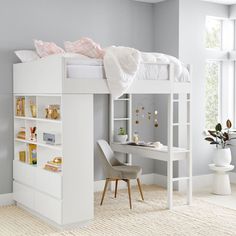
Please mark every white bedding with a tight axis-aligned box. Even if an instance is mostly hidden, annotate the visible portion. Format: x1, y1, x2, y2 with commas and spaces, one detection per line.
67, 58, 189, 81
66, 48, 190, 99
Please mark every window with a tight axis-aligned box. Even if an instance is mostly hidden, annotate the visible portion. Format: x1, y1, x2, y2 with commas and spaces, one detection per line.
205, 17, 222, 49
204, 16, 234, 129
205, 61, 220, 129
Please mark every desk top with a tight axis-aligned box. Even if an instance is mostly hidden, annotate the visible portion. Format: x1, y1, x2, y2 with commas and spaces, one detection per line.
111, 143, 189, 161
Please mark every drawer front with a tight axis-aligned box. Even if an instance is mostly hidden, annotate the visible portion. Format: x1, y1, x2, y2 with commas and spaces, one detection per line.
13, 181, 34, 210
35, 191, 62, 224
35, 169, 62, 199
13, 160, 35, 187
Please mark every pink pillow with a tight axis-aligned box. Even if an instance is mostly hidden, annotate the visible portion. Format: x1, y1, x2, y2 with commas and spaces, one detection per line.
34, 40, 64, 57
64, 37, 105, 59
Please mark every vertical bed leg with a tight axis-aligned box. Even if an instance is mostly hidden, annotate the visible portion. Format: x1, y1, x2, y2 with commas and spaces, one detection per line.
187, 153, 192, 205
167, 159, 173, 209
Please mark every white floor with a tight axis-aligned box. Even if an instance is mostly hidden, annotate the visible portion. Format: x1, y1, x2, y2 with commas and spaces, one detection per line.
194, 184, 236, 210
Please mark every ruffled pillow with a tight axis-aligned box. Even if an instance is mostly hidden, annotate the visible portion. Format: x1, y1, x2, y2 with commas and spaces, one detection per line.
64, 37, 105, 59
34, 40, 64, 57
15, 50, 40, 62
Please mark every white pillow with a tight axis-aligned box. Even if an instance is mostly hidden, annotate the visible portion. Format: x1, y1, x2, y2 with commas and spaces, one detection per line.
15, 50, 40, 62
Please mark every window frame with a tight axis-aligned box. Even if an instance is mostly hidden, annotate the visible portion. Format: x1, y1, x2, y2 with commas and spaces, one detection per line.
205, 16, 235, 129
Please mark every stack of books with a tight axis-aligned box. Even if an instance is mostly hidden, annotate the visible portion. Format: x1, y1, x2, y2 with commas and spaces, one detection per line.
44, 161, 62, 172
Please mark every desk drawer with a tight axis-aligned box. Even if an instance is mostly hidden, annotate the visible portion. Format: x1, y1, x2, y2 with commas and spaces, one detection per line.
13, 160, 35, 187
35, 168, 62, 199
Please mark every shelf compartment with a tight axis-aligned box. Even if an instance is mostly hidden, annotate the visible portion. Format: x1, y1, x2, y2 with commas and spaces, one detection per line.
37, 96, 61, 120
37, 146, 62, 170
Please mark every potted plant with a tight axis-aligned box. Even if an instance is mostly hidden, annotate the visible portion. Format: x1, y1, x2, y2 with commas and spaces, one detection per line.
205, 119, 233, 167
115, 127, 128, 143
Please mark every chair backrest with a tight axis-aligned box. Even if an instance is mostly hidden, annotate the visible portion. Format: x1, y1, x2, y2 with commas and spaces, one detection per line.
97, 140, 121, 167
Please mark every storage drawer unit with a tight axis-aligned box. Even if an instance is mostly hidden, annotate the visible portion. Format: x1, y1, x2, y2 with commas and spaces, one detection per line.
13, 181, 35, 210
35, 168, 62, 199
35, 191, 62, 224
13, 160, 35, 187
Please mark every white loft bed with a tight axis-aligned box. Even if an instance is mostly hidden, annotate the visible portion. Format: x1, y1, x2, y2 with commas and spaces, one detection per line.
13, 54, 192, 227
13, 54, 191, 94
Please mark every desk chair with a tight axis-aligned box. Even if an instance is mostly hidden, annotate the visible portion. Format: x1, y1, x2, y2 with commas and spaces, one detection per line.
97, 139, 144, 209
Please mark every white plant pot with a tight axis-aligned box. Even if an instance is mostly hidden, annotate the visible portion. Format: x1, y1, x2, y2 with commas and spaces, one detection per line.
115, 135, 128, 143
213, 148, 232, 167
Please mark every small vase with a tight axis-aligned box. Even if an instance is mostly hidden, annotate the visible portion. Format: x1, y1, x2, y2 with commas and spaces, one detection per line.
115, 135, 128, 143
213, 147, 231, 167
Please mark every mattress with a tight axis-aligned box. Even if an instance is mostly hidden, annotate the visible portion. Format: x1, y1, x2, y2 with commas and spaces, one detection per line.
66, 58, 189, 82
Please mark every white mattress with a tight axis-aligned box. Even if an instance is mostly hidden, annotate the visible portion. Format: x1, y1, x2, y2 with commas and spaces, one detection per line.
66, 58, 189, 82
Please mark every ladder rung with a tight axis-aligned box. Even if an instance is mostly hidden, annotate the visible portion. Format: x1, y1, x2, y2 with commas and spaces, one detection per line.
114, 118, 131, 121
114, 98, 130, 101
172, 123, 191, 126
172, 177, 190, 182
173, 123, 179, 126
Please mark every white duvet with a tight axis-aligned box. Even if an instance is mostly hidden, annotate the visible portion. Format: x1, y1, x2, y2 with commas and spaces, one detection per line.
103, 46, 189, 99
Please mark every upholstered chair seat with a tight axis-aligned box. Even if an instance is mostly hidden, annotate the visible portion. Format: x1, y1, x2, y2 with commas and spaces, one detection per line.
97, 139, 144, 209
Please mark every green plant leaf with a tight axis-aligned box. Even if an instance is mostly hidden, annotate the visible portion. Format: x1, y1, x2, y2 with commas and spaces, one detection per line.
226, 119, 232, 129
205, 137, 215, 142
215, 123, 222, 132
223, 132, 229, 141
208, 130, 217, 137
210, 141, 219, 145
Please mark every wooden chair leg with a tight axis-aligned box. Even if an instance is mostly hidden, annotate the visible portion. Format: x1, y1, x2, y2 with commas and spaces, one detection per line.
114, 179, 118, 198
100, 178, 109, 205
137, 178, 144, 201
127, 179, 132, 209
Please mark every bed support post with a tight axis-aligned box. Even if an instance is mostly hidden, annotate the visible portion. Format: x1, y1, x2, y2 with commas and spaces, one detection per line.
109, 95, 114, 144
167, 63, 174, 210
187, 65, 192, 205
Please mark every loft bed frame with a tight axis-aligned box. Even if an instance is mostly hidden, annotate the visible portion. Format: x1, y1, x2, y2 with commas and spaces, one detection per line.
13, 54, 191, 94
13, 54, 192, 227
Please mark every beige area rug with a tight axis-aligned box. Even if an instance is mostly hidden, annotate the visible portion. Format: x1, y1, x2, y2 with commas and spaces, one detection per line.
1, 186, 236, 236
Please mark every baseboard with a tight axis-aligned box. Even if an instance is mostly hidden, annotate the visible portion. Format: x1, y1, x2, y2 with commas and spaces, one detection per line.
94, 173, 155, 192
95, 172, 236, 193
153, 173, 167, 188
229, 172, 236, 184
0, 193, 14, 206
178, 174, 213, 193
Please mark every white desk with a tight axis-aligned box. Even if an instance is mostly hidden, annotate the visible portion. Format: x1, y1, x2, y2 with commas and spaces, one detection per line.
111, 143, 192, 209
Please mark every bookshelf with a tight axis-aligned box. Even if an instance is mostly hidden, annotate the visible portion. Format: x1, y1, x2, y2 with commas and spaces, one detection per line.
13, 94, 94, 226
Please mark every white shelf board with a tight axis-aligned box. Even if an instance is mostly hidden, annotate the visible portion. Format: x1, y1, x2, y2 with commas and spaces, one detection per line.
15, 138, 62, 151
14, 116, 62, 124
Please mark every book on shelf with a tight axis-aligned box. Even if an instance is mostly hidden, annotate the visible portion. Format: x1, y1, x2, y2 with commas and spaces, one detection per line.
44, 162, 62, 172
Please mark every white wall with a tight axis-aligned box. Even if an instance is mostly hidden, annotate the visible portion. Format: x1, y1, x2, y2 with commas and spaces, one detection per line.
179, 0, 229, 175
0, 0, 155, 191
154, 0, 179, 58
229, 4, 236, 18
153, 0, 180, 177
154, 0, 229, 177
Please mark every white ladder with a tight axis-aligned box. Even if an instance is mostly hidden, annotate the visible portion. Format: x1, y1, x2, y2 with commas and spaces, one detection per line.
167, 92, 192, 209
109, 94, 132, 164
